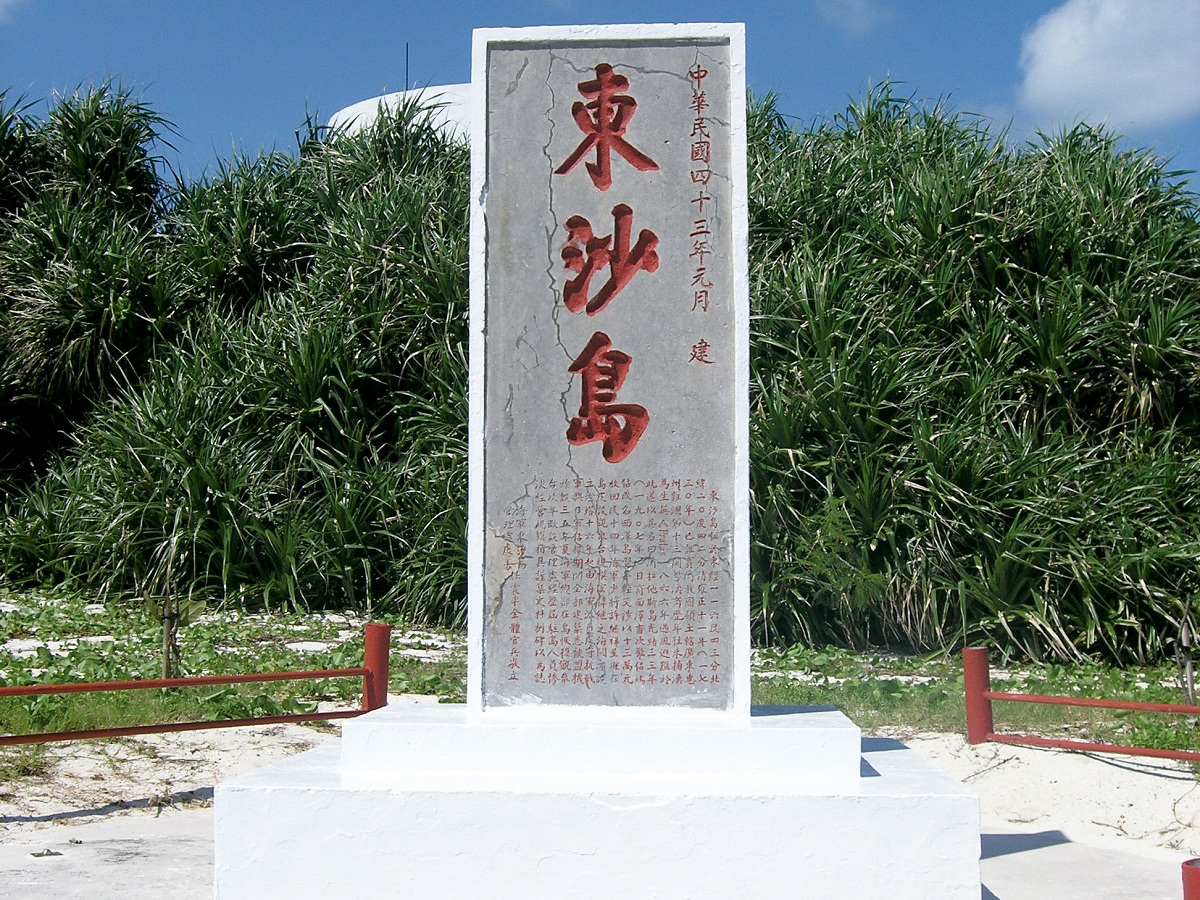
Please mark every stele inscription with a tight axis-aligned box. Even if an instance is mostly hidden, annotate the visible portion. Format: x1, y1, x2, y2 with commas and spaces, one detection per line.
468, 23, 749, 712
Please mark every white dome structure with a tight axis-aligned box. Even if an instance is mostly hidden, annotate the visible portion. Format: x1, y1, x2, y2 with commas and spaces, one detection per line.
328, 84, 472, 140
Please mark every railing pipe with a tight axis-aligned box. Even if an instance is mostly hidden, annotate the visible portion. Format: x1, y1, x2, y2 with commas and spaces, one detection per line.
362, 621, 392, 711
990, 732, 1200, 763
0, 710, 360, 747
978, 691, 1200, 716
0, 623, 393, 746
0, 668, 368, 698
1184, 859, 1200, 900
963, 645, 1200, 764
963, 646, 994, 744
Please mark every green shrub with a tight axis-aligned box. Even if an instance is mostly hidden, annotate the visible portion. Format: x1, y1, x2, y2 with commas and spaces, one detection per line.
2, 99, 469, 624
2, 85, 1198, 663
0, 85, 174, 485
747, 87, 1200, 661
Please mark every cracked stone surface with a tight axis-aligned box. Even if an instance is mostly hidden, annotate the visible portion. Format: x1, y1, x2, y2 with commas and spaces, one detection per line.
480, 39, 737, 708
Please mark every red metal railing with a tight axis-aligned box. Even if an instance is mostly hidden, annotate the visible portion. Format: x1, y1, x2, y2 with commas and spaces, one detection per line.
0, 622, 392, 747
963, 645, 1200, 763
1185, 858, 1200, 900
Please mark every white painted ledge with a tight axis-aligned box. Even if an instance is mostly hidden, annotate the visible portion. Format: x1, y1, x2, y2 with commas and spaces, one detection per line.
215, 708, 980, 900
341, 703, 862, 787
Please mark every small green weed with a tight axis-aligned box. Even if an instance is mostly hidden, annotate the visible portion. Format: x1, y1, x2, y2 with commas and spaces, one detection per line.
5, 584, 1196, 767
0, 588, 466, 739
0, 745, 53, 781
753, 645, 1200, 757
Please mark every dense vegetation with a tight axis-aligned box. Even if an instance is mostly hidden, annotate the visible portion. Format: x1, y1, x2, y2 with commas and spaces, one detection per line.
1, 84, 1197, 664
748, 89, 1200, 662
1, 86, 468, 623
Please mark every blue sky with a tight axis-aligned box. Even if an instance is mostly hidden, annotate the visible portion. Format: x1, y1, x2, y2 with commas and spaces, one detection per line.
2, 0, 1198, 187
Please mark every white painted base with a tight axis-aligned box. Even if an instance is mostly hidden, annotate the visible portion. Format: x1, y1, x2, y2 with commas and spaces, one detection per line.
214, 706, 979, 899
340, 703, 862, 786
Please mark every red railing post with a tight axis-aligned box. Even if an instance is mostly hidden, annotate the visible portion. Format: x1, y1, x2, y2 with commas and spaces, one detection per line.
362, 622, 392, 712
1184, 859, 1200, 900
964, 646, 994, 745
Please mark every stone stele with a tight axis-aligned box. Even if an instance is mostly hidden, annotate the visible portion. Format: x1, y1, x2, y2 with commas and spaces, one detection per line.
470, 27, 752, 712
213, 24, 980, 900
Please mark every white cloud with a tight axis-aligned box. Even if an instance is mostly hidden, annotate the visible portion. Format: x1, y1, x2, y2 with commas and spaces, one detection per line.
0, 0, 24, 23
812, 0, 893, 37
1019, 0, 1200, 129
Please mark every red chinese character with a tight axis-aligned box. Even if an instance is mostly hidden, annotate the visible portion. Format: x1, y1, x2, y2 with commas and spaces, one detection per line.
554, 63, 659, 191
561, 204, 659, 315
689, 339, 715, 364
567, 332, 649, 464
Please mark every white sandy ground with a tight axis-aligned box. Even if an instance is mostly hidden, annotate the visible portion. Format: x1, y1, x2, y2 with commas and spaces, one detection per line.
901, 731, 1200, 858
5, 715, 1197, 854
0, 715, 341, 836
1, 700, 1198, 899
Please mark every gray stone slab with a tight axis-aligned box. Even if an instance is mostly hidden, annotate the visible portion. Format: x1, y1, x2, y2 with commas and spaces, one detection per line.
472, 28, 747, 711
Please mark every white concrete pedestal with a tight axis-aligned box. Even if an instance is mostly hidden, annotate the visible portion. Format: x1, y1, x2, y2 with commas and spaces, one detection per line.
214, 705, 980, 899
